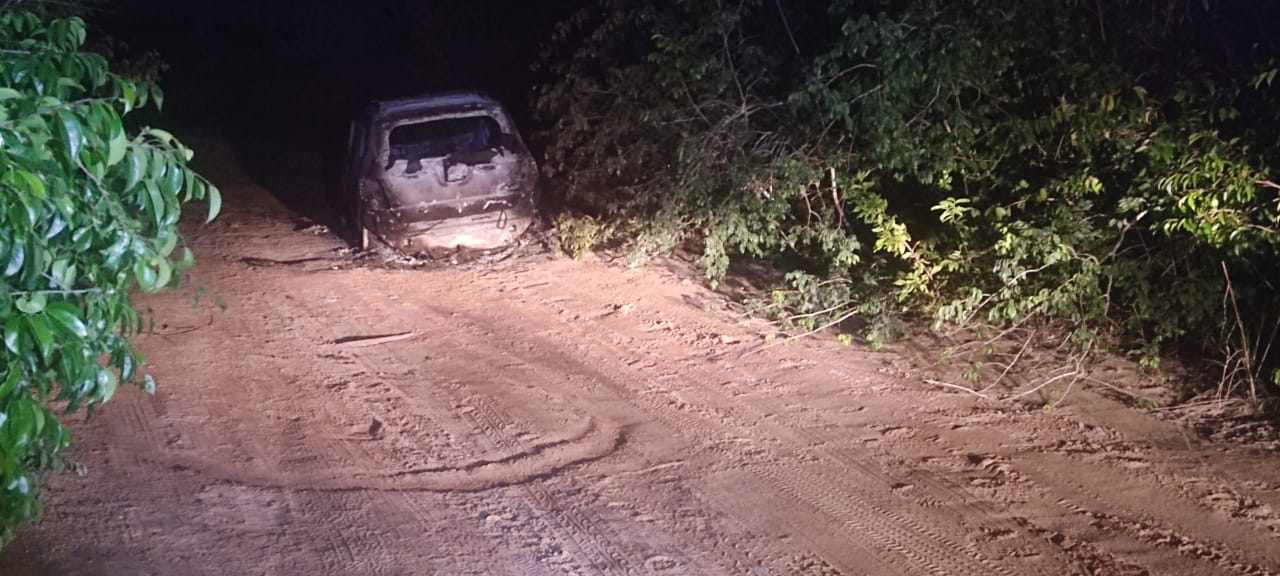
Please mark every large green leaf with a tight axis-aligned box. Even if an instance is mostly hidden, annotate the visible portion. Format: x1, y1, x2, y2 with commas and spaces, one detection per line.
150, 85, 164, 111
3, 317, 21, 354
15, 293, 46, 314
153, 258, 172, 289
95, 368, 117, 403
24, 315, 53, 360
162, 158, 183, 200
107, 125, 127, 166
3, 242, 23, 277
117, 78, 137, 113
55, 110, 83, 162
133, 259, 158, 292
45, 303, 88, 339
206, 182, 222, 222
49, 259, 73, 288
5, 398, 35, 451
0, 364, 20, 398
144, 180, 165, 229
11, 169, 45, 199
123, 146, 147, 192
44, 214, 66, 240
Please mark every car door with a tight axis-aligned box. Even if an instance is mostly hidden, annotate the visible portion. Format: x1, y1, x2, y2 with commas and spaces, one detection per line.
341, 114, 371, 224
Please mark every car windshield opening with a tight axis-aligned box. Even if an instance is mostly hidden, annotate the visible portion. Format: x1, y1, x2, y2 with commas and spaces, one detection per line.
388, 115, 501, 163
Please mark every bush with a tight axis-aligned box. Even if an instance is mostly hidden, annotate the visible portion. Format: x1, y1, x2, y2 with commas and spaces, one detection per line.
0, 11, 219, 544
538, 0, 1280, 397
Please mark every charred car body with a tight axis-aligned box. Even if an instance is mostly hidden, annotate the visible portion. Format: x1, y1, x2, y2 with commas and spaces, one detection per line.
338, 92, 538, 255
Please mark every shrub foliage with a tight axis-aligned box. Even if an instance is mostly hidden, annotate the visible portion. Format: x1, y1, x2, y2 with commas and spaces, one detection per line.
0, 11, 218, 543
538, 0, 1280, 396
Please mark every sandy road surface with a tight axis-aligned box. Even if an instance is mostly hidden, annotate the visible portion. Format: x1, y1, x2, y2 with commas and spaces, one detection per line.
4, 140, 1280, 575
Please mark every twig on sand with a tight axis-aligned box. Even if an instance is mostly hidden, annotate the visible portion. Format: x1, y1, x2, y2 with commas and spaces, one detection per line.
1078, 375, 1147, 401
737, 308, 859, 359
924, 379, 993, 400
332, 331, 417, 347
1009, 369, 1079, 400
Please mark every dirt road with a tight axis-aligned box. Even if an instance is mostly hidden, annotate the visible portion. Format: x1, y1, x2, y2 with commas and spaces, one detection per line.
4, 140, 1280, 575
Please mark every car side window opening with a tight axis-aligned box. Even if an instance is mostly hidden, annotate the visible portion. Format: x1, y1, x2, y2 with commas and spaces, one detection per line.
387, 115, 503, 164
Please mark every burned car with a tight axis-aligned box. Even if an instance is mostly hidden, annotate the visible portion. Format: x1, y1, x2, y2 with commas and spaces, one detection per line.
338, 92, 538, 255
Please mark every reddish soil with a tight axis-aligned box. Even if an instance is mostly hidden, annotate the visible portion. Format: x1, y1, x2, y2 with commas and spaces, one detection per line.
3, 140, 1280, 575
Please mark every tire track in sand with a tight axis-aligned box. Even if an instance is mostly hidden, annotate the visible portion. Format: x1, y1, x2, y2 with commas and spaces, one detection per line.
336, 269, 772, 575
506, 264, 1111, 573
278, 274, 640, 575
427, 290, 1010, 576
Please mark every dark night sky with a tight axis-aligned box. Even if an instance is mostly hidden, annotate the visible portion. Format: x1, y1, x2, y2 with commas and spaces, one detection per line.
97, 1, 1280, 140
85, 0, 589, 223
101, 0, 585, 139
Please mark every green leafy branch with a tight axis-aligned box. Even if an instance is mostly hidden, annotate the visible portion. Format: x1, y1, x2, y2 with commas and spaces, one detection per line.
0, 10, 219, 545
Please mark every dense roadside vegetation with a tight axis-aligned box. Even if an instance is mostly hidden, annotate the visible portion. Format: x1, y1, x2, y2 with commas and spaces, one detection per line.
0, 8, 218, 544
538, 0, 1280, 403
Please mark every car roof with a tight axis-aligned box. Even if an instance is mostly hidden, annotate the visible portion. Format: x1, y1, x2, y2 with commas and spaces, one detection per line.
371, 91, 506, 120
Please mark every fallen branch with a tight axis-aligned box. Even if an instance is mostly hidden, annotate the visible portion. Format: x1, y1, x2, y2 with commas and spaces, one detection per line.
1008, 369, 1079, 400
1077, 375, 1148, 401
924, 379, 992, 400
332, 331, 417, 348
738, 307, 860, 359
981, 328, 1038, 393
